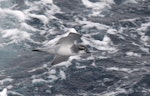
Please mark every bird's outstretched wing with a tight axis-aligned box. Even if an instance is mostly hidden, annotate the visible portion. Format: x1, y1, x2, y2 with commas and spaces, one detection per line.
57, 33, 82, 45
51, 55, 69, 65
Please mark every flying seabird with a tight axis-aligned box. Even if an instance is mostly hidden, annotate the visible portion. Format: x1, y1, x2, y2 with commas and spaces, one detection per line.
32, 31, 90, 66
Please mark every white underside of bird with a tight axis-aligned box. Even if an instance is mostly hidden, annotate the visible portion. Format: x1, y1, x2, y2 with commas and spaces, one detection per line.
57, 44, 73, 56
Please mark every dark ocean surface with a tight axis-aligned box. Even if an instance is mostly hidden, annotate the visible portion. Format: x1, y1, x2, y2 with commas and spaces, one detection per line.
0, 0, 150, 96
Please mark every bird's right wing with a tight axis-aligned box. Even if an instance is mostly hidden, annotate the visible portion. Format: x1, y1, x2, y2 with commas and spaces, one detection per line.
57, 33, 82, 45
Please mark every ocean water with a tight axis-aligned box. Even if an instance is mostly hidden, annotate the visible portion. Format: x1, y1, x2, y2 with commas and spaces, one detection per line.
0, 0, 150, 96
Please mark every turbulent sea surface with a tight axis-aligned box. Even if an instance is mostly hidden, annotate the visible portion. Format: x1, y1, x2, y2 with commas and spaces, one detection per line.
0, 0, 150, 96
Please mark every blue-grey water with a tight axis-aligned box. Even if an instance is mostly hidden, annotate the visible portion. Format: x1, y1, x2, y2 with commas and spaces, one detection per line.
0, 0, 150, 96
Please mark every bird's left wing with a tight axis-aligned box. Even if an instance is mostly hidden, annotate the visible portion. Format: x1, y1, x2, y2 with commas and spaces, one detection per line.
51, 55, 69, 65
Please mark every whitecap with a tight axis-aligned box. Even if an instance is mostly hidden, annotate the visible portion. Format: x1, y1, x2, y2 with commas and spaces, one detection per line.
0, 78, 13, 85
101, 88, 127, 96
1, 29, 31, 44
59, 70, 66, 80
32, 78, 47, 84
81, 0, 114, 16
0, 88, 7, 96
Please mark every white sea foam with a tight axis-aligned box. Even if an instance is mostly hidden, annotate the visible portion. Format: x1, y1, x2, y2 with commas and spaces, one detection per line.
0, 88, 7, 96
55, 94, 64, 96
0, 8, 27, 22
141, 36, 150, 42
119, 18, 150, 50
20, 22, 37, 31
76, 65, 87, 69
0, 44, 3, 47
47, 75, 58, 82
137, 22, 150, 46
0, 0, 63, 48
24, 0, 61, 19
102, 88, 127, 96
78, 88, 127, 96
140, 47, 149, 53
6, 85, 13, 89
75, 19, 116, 52
0, 78, 13, 85
52, 61, 72, 68
123, 0, 138, 4
59, 70, 66, 80
120, 18, 138, 22
137, 22, 150, 35
106, 67, 139, 73
0, 0, 5, 2
0, 8, 36, 46
81, 0, 114, 16
28, 14, 49, 24
82, 36, 116, 51
48, 69, 56, 74
9, 91, 24, 96
126, 51, 141, 57
32, 78, 47, 84
1, 29, 31, 44
77, 20, 110, 30
41, 0, 53, 4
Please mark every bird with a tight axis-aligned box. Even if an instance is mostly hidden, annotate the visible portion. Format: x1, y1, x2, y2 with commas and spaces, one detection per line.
0, 88, 7, 96
32, 31, 90, 65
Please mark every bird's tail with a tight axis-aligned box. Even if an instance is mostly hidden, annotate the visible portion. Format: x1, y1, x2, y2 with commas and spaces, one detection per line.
32, 49, 51, 54
32, 49, 44, 52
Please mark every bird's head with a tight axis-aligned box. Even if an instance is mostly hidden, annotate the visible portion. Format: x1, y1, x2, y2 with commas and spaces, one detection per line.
78, 45, 91, 54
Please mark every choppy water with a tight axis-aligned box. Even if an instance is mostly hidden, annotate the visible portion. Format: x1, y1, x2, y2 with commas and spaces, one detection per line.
0, 0, 150, 96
